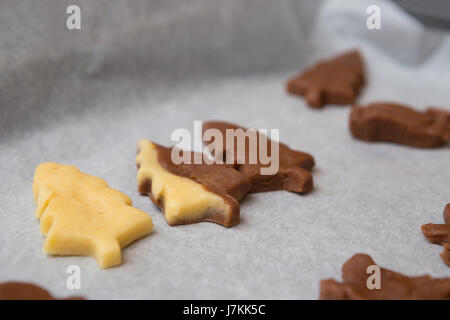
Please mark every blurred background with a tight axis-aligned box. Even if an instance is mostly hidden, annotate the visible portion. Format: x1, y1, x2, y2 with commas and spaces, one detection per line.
393, 0, 450, 29
1, 0, 449, 137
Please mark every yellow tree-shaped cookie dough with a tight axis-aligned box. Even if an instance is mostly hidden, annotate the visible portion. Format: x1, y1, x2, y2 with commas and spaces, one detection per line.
33, 162, 153, 269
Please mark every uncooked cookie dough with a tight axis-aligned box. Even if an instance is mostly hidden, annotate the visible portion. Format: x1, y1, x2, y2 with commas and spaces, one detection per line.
0, 281, 85, 300
422, 204, 450, 266
33, 162, 153, 269
202, 121, 315, 194
136, 139, 250, 227
320, 254, 450, 300
350, 103, 450, 148
286, 50, 365, 108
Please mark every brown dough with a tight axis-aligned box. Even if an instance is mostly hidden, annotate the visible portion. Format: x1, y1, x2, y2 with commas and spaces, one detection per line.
137, 142, 251, 227
0, 281, 85, 300
350, 103, 450, 148
202, 121, 314, 194
320, 254, 450, 300
422, 204, 450, 266
287, 50, 365, 108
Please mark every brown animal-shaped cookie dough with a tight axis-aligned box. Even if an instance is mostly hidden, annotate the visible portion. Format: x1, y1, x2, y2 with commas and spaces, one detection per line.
350, 103, 450, 148
136, 139, 251, 227
0, 282, 85, 300
320, 254, 450, 300
422, 204, 450, 267
287, 50, 365, 108
202, 121, 314, 194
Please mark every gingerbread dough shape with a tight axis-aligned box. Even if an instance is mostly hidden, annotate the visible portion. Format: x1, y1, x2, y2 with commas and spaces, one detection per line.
33, 162, 153, 269
320, 254, 450, 300
287, 50, 365, 108
0, 281, 85, 300
350, 103, 450, 148
422, 204, 450, 266
136, 139, 251, 227
202, 121, 314, 194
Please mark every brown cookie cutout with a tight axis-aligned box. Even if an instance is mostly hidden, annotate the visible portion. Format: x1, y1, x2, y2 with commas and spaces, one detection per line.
202, 121, 314, 194
320, 254, 450, 300
350, 103, 450, 148
287, 50, 365, 108
0, 282, 85, 300
136, 139, 251, 227
422, 204, 450, 267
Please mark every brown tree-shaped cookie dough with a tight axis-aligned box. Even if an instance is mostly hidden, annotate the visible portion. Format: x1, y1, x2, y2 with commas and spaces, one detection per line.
320, 254, 450, 300
202, 121, 314, 194
137, 139, 251, 227
422, 204, 450, 267
287, 50, 365, 108
350, 103, 450, 148
0, 282, 85, 300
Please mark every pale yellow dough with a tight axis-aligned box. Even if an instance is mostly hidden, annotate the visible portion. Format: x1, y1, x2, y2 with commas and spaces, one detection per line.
136, 139, 230, 225
33, 162, 153, 269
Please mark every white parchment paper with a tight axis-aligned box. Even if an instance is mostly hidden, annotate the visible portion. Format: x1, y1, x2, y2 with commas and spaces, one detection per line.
0, 0, 449, 299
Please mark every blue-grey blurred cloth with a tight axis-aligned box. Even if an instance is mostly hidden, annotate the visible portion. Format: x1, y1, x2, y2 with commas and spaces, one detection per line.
394, 0, 450, 30
0, 0, 449, 299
